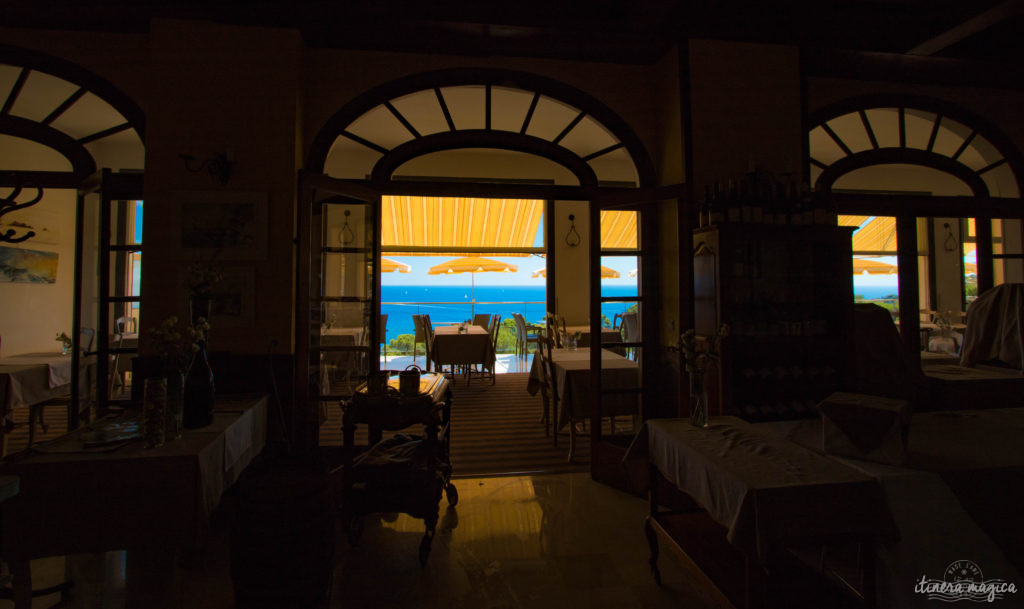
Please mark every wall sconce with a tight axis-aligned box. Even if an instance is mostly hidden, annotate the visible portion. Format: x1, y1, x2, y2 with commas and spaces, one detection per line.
0, 181, 43, 244
339, 210, 355, 246
943, 222, 958, 252
180, 151, 235, 184
564, 214, 581, 248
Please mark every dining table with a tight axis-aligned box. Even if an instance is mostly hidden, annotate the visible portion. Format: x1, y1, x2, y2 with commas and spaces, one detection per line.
430, 325, 495, 382
0, 395, 267, 608
562, 325, 623, 349
526, 347, 640, 431
0, 352, 81, 454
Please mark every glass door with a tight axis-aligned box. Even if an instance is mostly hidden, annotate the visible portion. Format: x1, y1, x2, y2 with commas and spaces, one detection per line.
297, 174, 381, 447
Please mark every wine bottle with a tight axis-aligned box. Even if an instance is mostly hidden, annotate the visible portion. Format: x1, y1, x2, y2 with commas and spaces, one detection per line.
740, 179, 753, 223
770, 183, 786, 229
709, 184, 724, 225
788, 180, 804, 225
726, 179, 741, 223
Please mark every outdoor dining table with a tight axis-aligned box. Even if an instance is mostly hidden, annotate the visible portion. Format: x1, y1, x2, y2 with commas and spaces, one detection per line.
431, 325, 494, 379
526, 347, 640, 431
562, 325, 623, 348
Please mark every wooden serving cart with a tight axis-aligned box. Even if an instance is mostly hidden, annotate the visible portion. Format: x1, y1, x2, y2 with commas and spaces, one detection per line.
340, 371, 457, 565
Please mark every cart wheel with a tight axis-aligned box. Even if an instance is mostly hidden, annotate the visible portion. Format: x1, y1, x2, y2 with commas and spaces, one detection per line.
445, 482, 459, 506
346, 516, 364, 546
419, 533, 433, 565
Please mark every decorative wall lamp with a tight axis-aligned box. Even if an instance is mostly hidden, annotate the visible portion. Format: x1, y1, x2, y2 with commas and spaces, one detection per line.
943, 222, 958, 252
0, 182, 43, 244
339, 210, 355, 246
564, 214, 581, 247
179, 151, 235, 184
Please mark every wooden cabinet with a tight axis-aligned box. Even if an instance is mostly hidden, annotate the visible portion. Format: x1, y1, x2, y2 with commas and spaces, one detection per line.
693, 223, 854, 421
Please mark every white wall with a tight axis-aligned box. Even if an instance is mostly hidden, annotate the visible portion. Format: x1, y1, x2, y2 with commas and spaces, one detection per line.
552, 200, 591, 324
0, 189, 77, 356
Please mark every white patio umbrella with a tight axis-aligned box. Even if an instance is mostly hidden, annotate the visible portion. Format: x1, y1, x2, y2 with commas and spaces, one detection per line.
381, 257, 411, 273
428, 256, 517, 318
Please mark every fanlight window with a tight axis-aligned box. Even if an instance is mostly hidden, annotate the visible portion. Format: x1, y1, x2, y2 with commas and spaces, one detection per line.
324, 85, 638, 186
809, 106, 1018, 198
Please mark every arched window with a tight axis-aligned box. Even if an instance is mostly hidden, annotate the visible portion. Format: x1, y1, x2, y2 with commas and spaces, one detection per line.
808, 95, 1023, 344
307, 68, 653, 188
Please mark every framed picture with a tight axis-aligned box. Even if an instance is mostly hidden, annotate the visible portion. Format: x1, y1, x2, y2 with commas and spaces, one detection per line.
179, 266, 256, 328
0, 245, 59, 283
173, 191, 268, 260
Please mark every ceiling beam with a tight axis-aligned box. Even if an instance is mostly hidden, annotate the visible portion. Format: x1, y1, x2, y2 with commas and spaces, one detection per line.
906, 0, 1024, 56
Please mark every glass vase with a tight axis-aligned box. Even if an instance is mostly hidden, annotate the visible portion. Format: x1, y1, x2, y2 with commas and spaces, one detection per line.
184, 340, 215, 429
165, 369, 185, 440
143, 377, 167, 448
689, 372, 709, 428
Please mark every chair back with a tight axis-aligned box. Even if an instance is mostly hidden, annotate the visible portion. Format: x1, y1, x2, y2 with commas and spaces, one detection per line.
115, 316, 138, 334
488, 314, 501, 349
412, 314, 425, 342
79, 327, 96, 354
621, 312, 639, 341
378, 314, 388, 343
539, 331, 559, 402
421, 314, 435, 346
473, 313, 492, 328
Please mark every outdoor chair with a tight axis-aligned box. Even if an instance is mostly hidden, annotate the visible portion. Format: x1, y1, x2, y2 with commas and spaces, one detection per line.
412, 314, 430, 370
378, 314, 388, 367
512, 313, 540, 360
472, 313, 492, 329
421, 314, 437, 372
619, 311, 640, 360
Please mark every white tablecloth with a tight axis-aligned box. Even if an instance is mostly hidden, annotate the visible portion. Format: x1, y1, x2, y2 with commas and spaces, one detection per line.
527, 347, 639, 430
431, 326, 493, 367
628, 416, 898, 561
0, 352, 74, 424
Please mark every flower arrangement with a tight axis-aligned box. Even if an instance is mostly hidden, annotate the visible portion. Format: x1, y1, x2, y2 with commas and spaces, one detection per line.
55, 331, 73, 354
680, 324, 729, 427
148, 315, 210, 373
935, 309, 955, 332
680, 324, 729, 375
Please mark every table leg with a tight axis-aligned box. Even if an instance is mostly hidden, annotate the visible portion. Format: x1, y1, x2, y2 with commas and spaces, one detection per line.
9, 559, 31, 609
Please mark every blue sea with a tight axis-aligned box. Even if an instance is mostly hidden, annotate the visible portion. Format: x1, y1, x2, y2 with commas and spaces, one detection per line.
382, 285, 638, 338
853, 285, 900, 300
381, 284, 899, 339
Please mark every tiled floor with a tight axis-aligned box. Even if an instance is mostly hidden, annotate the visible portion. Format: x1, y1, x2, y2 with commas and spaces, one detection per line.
17, 473, 730, 609
330, 473, 730, 609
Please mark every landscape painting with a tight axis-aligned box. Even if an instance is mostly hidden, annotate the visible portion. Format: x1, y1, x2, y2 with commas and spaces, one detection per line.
0, 245, 58, 283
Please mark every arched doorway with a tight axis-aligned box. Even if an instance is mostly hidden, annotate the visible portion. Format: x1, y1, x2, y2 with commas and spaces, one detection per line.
0, 45, 146, 442
298, 69, 660, 479
808, 94, 1024, 358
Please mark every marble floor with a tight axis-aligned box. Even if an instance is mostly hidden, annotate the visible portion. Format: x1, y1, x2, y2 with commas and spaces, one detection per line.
17, 473, 731, 609
330, 473, 730, 609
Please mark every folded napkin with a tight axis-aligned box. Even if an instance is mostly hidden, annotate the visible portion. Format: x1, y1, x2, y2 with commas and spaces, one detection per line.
819, 392, 911, 465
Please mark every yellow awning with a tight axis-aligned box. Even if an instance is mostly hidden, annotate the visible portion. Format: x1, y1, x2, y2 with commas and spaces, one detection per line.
380, 196, 639, 254
601, 210, 638, 249
382, 196, 543, 256
841, 215, 898, 254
